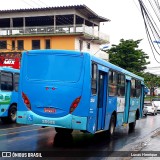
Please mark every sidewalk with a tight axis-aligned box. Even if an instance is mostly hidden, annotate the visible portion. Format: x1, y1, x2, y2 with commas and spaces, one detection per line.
130, 129, 160, 160
107, 127, 160, 160
123, 128, 160, 160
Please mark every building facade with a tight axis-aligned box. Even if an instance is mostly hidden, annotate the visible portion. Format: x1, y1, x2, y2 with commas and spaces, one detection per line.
0, 5, 110, 68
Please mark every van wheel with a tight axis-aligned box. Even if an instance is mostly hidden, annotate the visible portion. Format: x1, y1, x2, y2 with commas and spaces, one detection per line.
8, 105, 17, 123
107, 115, 115, 136
55, 127, 73, 134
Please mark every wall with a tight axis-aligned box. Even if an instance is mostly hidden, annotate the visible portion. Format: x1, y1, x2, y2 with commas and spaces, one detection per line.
0, 35, 76, 52
75, 38, 109, 61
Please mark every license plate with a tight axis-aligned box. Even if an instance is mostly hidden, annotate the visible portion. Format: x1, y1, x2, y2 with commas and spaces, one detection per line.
44, 108, 56, 113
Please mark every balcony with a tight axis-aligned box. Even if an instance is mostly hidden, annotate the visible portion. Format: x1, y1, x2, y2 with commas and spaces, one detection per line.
0, 25, 109, 43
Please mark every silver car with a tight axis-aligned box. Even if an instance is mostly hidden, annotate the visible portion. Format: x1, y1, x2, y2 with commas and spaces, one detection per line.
144, 102, 157, 116
143, 107, 148, 117
152, 98, 160, 111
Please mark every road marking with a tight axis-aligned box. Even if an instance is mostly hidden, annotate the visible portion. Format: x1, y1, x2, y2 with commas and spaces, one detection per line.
0, 125, 35, 131
0, 127, 45, 137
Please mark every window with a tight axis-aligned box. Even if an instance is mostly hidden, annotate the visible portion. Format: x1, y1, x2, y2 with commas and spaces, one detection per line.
12, 40, 15, 50
109, 70, 118, 96
14, 73, 19, 92
131, 79, 141, 97
131, 79, 136, 97
0, 41, 7, 49
91, 63, 97, 94
27, 54, 83, 82
136, 80, 141, 97
32, 40, 40, 50
45, 39, 50, 49
117, 73, 125, 96
87, 43, 90, 49
17, 40, 24, 50
0, 71, 13, 91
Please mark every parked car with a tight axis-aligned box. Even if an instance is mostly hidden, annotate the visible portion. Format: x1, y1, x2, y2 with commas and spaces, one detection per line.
152, 98, 160, 111
144, 102, 157, 115
143, 107, 148, 117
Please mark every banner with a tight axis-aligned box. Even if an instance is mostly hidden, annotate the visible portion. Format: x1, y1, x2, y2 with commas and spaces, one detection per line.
0, 52, 21, 69
0, 151, 160, 158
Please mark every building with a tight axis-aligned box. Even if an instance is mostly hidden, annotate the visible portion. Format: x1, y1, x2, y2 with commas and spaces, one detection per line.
0, 5, 110, 68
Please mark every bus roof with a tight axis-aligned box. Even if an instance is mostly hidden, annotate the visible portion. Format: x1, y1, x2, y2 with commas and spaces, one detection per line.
0, 67, 20, 73
24, 49, 83, 56
91, 54, 144, 81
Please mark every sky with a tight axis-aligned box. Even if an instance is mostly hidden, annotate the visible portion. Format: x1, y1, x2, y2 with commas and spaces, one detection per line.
0, 0, 160, 74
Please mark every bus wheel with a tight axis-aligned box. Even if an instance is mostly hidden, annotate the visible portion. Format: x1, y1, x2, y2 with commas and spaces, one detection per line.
55, 127, 73, 134
129, 121, 136, 131
108, 115, 115, 136
8, 105, 17, 123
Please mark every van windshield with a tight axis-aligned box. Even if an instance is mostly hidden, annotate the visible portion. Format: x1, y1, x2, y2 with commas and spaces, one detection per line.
26, 54, 84, 82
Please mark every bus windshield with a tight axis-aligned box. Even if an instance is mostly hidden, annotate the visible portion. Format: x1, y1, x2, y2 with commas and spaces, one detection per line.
26, 54, 84, 82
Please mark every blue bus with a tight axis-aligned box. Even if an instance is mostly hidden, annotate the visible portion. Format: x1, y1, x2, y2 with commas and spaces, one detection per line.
17, 50, 144, 134
0, 67, 20, 123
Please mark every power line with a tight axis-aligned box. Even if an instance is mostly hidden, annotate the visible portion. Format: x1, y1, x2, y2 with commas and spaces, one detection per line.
22, 0, 35, 8
30, 0, 43, 8
21, 0, 73, 25
138, 0, 160, 63
132, 0, 141, 12
37, 0, 49, 7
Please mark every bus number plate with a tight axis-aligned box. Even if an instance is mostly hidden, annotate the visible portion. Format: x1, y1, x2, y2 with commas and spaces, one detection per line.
42, 119, 55, 124
44, 108, 56, 113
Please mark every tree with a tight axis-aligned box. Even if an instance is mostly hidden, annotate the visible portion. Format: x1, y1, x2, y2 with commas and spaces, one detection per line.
142, 72, 160, 96
108, 39, 150, 74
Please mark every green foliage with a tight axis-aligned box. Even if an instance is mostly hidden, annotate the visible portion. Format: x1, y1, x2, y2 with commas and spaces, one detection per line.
142, 72, 160, 88
108, 39, 150, 73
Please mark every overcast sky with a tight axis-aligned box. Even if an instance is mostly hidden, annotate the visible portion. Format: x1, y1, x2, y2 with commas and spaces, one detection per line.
0, 0, 160, 73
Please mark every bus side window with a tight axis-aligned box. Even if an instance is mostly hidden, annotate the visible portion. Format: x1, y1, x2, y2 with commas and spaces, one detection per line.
135, 80, 141, 97
117, 74, 125, 96
91, 63, 97, 94
109, 71, 118, 96
1, 71, 13, 91
131, 79, 136, 97
131, 79, 141, 98
14, 73, 19, 92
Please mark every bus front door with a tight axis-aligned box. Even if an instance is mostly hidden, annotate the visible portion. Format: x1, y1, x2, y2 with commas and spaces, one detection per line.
96, 71, 107, 131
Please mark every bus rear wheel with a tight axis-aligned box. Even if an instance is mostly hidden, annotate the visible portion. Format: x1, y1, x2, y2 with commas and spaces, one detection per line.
8, 105, 17, 123
108, 115, 115, 136
55, 127, 73, 134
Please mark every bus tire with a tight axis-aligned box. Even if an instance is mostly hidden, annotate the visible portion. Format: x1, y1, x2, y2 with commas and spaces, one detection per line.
55, 127, 73, 134
108, 115, 115, 136
8, 105, 17, 123
129, 121, 136, 131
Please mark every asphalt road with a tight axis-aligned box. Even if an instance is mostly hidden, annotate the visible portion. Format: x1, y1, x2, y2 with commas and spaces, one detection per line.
0, 113, 160, 159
